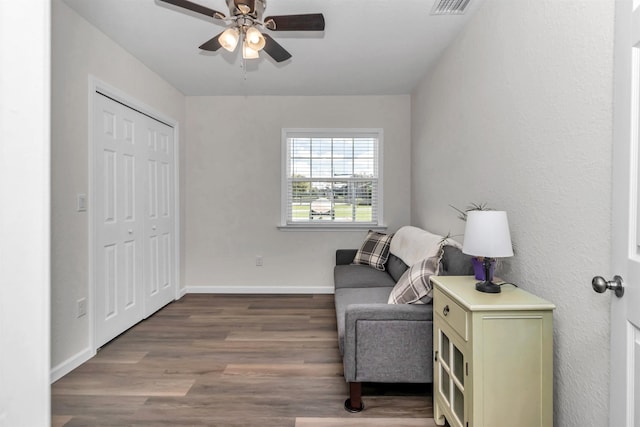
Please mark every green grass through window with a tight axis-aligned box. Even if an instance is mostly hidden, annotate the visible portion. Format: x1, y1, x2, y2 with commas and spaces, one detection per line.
292, 203, 372, 222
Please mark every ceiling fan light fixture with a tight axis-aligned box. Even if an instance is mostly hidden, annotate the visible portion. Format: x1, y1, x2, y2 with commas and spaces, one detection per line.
242, 40, 260, 59
219, 27, 240, 52
245, 26, 266, 51
159, 0, 324, 63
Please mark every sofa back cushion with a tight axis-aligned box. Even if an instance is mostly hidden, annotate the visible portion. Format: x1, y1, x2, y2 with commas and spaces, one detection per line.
334, 264, 397, 289
386, 254, 409, 282
439, 245, 474, 276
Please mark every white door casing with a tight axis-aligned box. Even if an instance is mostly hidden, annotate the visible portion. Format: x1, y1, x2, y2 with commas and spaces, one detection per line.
91, 82, 178, 348
611, 1, 640, 426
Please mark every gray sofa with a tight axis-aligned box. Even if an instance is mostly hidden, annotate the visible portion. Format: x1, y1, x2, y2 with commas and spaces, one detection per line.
334, 235, 473, 412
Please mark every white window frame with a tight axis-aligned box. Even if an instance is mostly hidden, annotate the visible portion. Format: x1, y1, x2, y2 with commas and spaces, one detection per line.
279, 128, 385, 231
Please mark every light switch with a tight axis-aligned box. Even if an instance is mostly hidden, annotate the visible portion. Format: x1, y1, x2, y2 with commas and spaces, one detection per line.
77, 193, 87, 212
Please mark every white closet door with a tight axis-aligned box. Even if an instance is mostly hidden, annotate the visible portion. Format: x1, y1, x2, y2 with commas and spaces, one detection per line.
143, 116, 176, 317
93, 91, 177, 348
93, 93, 145, 346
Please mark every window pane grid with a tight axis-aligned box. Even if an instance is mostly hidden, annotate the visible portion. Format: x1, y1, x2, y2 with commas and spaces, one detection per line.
285, 132, 380, 225
288, 137, 378, 179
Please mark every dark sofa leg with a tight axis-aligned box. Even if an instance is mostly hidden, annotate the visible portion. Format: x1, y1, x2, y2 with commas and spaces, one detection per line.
344, 382, 364, 413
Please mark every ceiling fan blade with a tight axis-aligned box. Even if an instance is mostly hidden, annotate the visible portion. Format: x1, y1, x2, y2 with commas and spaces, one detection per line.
199, 32, 225, 51
262, 34, 292, 62
159, 0, 226, 19
263, 14, 325, 31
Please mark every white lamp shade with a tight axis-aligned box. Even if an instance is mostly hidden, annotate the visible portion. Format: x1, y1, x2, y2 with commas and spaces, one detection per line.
245, 27, 266, 51
242, 40, 260, 59
462, 211, 514, 258
219, 28, 240, 52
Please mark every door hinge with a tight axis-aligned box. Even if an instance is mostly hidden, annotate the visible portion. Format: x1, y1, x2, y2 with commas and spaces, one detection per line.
435, 351, 438, 362
466, 362, 468, 376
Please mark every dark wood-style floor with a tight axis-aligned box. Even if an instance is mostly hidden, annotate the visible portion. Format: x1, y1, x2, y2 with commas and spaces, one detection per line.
52, 294, 435, 426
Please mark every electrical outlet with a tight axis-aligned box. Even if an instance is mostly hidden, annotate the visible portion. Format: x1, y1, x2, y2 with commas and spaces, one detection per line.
77, 298, 87, 318
256, 256, 263, 266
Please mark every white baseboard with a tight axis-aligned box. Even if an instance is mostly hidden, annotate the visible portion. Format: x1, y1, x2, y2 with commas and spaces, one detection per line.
50, 346, 95, 383
177, 286, 188, 299
184, 285, 334, 294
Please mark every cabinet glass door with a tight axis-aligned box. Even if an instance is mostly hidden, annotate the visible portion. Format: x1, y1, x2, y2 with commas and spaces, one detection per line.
439, 329, 465, 427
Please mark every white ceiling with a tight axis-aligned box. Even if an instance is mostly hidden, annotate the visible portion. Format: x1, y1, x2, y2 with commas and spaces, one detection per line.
62, 0, 483, 96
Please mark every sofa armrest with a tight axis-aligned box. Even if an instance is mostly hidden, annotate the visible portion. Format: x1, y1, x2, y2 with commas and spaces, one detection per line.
336, 249, 358, 265
345, 303, 432, 323
342, 303, 434, 383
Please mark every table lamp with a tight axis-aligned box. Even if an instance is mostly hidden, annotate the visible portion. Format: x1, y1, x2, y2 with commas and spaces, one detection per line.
462, 210, 514, 293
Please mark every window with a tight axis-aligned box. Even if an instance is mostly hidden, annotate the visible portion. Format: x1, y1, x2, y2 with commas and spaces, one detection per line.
281, 128, 383, 229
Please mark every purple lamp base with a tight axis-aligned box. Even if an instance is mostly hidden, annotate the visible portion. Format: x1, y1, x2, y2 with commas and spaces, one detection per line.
472, 257, 496, 281
475, 257, 501, 293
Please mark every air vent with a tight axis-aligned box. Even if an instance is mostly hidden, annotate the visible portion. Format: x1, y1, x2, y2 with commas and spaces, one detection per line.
431, 0, 471, 15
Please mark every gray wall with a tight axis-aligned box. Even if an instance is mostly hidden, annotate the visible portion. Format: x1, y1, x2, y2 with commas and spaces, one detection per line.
411, 1, 614, 425
184, 95, 411, 291
51, 0, 186, 373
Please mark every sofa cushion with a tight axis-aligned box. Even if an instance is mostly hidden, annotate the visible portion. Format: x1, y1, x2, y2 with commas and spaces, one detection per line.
386, 253, 409, 282
388, 255, 440, 304
335, 249, 358, 266
353, 230, 393, 271
334, 286, 393, 354
440, 244, 475, 276
334, 264, 397, 289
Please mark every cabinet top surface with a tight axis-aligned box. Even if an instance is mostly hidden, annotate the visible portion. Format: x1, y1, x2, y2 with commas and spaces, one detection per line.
431, 276, 556, 312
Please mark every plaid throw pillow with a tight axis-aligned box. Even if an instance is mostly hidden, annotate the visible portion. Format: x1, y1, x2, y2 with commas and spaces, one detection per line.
352, 230, 393, 271
388, 255, 440, 304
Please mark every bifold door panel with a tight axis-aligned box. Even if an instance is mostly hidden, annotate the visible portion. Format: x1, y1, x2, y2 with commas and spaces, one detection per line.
93, 92, 176, 347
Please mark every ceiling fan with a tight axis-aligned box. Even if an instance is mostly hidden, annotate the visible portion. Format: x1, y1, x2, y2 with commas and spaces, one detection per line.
159, 0, 325, 63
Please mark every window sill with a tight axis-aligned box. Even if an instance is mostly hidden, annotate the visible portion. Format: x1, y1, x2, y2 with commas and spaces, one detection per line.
277, 224, 388, 232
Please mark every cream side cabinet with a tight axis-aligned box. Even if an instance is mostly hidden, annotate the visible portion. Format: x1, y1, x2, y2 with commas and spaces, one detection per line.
431, 276, 555, 427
